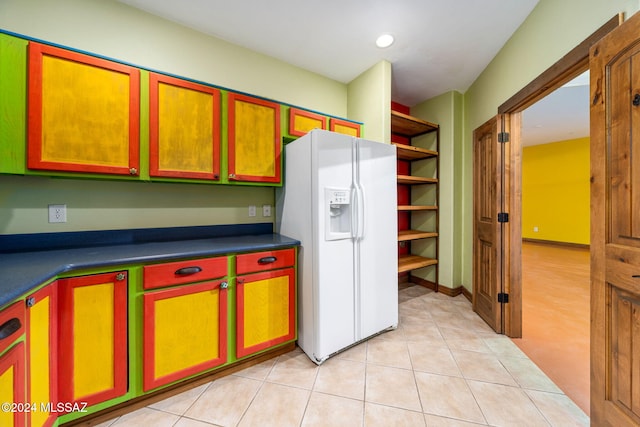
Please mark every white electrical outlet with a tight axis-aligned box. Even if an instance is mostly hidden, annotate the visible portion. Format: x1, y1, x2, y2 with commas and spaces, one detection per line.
48, 204, 67, 223
248, 205, 257, 217
262, 204, 271, 217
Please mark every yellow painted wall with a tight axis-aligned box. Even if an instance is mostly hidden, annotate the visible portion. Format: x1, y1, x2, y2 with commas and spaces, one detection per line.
522, 137, 590, 245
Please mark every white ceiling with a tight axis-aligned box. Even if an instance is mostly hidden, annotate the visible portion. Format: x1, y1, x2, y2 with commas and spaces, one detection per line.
521, 72, 590, 146
117, 0, 540, 107
117, 0, 584, 146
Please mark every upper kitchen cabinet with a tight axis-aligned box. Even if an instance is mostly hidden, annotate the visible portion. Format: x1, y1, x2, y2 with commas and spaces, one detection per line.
329, 118, 361, 137
227, 93, 281, 184
149, 73, 221, 181
288, 107, 327, 138
27, 42, 140, 177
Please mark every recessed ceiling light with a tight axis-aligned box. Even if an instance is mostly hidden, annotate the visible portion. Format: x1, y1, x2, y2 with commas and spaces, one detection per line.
376, 34, 394, 48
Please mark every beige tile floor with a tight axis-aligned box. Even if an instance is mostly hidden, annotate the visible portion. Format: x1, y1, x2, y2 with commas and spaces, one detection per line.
97, 285, 589, 427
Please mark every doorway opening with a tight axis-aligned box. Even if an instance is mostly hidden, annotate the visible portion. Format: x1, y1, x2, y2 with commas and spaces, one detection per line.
513, 71, 591, 414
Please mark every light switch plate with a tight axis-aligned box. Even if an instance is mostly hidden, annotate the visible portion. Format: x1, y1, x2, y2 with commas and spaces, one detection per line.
262, 204, 271, 217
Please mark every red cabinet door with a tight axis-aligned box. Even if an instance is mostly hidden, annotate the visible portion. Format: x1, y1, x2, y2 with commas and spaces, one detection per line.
27, 283, 58, 427
0, 343, 26, 427
236, 268, 295, 358
143, 280, 228, 391
149, 73, 221, 180
27, 42, 140, 176
227, 93, 281, 183
57, 272, 128, 409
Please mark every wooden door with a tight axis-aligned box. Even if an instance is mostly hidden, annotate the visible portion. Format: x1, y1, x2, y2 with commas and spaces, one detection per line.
590, 11, 640, 426
472, 116, 503, 332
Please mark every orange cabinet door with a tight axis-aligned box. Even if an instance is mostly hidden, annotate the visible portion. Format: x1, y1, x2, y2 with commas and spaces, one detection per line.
227, 93, 281, 183
0, 343, 26, 427
288, 108, 326, 138
143, 280, 228, 391
149, 73, 221, 180
26, 283, 58, 427
329, 117, 361, 137
57, 272, 128, 410
27, 42, 140, 176
236, 268, 295, 358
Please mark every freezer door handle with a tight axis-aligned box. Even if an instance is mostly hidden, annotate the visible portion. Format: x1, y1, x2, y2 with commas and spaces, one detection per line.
351, 186, 358, 239
357, 184, 366, 240
352, 183, 365, 240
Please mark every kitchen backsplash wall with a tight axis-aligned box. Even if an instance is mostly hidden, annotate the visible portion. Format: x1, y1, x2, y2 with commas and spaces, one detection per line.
0, 175, 274, 234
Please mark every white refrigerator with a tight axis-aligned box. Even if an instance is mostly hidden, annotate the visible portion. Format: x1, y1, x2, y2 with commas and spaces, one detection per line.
276, 129, 398, 364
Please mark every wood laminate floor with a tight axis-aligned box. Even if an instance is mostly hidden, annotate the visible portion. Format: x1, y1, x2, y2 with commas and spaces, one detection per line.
513, 241, 590, 416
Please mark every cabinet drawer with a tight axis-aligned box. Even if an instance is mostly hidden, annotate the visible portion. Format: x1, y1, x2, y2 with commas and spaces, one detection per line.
144, 257, 228, 290
236, 248, 295, 275
0, 301, 25, 355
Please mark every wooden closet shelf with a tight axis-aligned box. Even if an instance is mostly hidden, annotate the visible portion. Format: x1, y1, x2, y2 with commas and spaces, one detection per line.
393, 143, 438, 161
397, 205, 438, 211
397, 175, 438, 185
391, 111, 438, 137
398, 255, 438, 273
398, 230, 438, 241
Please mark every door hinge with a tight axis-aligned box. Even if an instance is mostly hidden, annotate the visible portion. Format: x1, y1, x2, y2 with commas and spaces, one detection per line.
498, 212, 509, 223
498, 293, 509, 304
498, 132, 510, 143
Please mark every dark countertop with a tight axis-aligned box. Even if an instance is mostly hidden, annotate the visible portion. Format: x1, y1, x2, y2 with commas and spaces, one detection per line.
0, 232, 299, 310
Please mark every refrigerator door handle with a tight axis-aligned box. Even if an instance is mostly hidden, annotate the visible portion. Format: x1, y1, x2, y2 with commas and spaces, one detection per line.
356, 184, 366, 240
350, 185, 359, 239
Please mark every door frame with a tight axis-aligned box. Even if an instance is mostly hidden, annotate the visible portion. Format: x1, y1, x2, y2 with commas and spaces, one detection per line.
489, 14, 622, 338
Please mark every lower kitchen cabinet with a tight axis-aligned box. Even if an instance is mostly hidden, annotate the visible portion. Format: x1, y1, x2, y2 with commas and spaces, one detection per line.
57, 272, 128, 409
236, 250, 296, 358
0, 301, 27, 427
0, 343, 26, 427
143, 280, 228, 391
26, 283, 57, 427
0, 242, 298, 425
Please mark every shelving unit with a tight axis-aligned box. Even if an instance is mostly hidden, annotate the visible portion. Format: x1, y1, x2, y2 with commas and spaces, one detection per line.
392, 110, 440, 289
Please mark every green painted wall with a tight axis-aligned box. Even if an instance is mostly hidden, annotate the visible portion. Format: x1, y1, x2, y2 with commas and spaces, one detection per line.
0, 0, 354, 235
411, 91, 464, 290
347, 60, 392, 144
460, 0, 639, 291
522, 137, 590, 245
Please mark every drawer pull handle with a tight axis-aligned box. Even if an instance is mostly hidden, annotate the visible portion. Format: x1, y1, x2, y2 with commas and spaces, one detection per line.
0, 318, 21, 340
175, 266, 203, 276
258, 256, 277, 265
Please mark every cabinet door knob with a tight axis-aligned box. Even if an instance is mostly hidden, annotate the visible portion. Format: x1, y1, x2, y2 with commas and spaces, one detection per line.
229, 173, 236, 180
129, 168, 138, 175
115, 273, 127, 281
220, 281, 228, 289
